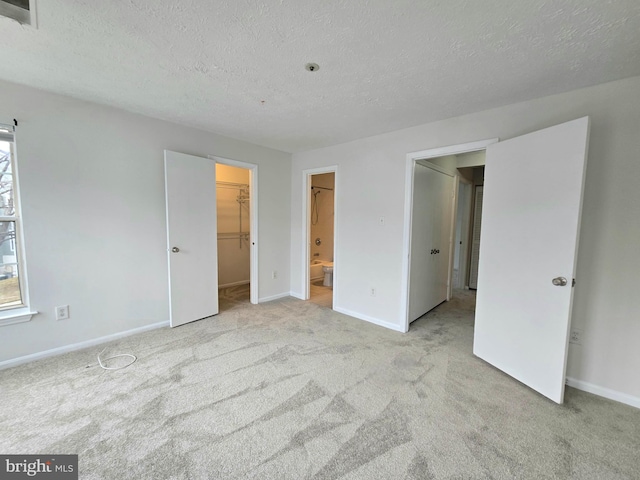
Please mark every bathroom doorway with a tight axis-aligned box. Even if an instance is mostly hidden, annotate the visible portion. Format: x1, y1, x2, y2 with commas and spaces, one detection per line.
303, 167, 337, 309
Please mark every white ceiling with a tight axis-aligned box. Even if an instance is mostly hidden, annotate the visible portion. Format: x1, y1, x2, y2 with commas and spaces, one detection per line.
1, 1, 639, 153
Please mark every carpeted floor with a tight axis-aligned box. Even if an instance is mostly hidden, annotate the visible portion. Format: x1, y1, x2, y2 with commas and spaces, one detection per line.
1, 290, 639, 479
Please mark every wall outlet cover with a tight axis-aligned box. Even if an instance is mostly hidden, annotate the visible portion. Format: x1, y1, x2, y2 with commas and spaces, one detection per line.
569, 329, 582, 345
55, 305, 70, 321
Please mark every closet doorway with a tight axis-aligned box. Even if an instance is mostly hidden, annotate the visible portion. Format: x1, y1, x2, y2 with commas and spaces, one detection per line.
210, 156, 258, 306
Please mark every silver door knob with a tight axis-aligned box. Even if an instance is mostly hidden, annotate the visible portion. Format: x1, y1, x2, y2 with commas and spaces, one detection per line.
171, 247, 180, 253
552, 277, 567, 286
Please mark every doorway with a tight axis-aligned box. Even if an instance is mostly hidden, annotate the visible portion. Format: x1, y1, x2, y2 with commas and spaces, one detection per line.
215, 163, 252, 309
403, 139, 498, 331
308, 172, 335, 308
402, 140, 495, 331
456, 164, 485, 290
402, 118, 590, 404
209, 155, 258, 306
302, 166, 337, 308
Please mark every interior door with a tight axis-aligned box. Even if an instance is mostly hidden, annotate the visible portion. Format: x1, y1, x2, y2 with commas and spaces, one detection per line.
473, 117, 590, 404
164, 150, 219, 327
436, 171, 455, 302
408, 164, 454, 322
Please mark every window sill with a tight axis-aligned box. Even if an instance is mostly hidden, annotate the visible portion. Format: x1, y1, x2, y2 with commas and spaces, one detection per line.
0, 308, 38, 327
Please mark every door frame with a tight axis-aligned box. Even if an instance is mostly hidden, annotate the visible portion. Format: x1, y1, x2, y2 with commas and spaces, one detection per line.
301, 166, 338, 301
209, 155, 259, 305
401, 138, 498, 332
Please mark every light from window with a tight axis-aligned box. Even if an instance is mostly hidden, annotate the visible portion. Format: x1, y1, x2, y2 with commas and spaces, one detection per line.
0, 130, 23, 309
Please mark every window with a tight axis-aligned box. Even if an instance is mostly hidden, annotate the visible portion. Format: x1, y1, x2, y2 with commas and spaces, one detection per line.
0, 0, 36, 26
0, 124, 25, 310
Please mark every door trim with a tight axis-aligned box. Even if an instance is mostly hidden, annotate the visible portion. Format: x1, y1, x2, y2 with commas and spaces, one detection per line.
401, 139, 498, 332
301, 166, 338, 302
209, 155, 259, 305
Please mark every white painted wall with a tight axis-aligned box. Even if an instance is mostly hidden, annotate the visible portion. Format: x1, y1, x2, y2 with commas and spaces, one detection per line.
0, 79, 291, 363
291, 75, 640, 401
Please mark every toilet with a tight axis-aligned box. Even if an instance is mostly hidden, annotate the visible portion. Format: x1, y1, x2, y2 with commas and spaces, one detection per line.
322, 263, 334, 287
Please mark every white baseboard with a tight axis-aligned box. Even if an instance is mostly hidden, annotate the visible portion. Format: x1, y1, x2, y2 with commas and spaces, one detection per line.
258, 292, 291, 303
566, 377, 640, 409
0, 321, 169, 371
218, 280, 250, 289
289, 291, 304, 300
333, 306, 405, 333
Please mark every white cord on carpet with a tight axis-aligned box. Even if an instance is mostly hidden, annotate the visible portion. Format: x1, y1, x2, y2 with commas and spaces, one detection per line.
97, 347, 137, 370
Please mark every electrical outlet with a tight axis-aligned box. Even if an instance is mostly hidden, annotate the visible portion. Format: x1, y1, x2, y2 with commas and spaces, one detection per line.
370, 287, 376, 297
272, 270, 277, 279
55, 305, 70, 321
569, 329, 582, 345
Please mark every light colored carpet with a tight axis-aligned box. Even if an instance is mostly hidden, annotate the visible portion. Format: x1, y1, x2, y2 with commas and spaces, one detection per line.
1, 290, 639, 479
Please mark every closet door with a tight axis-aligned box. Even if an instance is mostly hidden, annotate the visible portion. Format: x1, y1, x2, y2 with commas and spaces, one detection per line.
435, 171, 454, 304
408, 164, 454, 322
408, 164, 437, 322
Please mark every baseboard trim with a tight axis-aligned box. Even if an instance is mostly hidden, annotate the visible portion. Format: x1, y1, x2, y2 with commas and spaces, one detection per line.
218, 280, 250, 289
566, 377, 640, 409
333, 306, 405, 333
289, 291, 304, 300
0, 321, 169, 371
258, 292, 290, 303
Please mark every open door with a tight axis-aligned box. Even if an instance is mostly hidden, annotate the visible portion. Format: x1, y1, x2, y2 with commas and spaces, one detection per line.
473, 117, 590, 404
164, 150, 219, 327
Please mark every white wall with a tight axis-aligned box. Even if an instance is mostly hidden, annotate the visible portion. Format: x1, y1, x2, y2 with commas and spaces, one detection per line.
0, 79, 291, 363
216, 164, 250, 287
291, 75, 640, 401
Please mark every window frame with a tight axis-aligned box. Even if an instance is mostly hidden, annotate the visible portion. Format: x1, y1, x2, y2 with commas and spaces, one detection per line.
0, 123, 35, 325
0, 0, 37, 27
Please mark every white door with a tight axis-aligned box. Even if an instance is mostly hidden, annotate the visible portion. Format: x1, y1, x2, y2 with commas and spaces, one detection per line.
164, 150, 219, 327
473, 117, 590, 404
408, 164, 454, 322
436, 173, 455, 302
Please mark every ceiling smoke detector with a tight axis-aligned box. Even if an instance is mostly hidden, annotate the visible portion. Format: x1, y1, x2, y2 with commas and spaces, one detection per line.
305, 63, 320, 72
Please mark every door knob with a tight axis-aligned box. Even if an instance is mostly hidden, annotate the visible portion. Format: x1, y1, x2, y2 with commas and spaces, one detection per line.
171, 247, 180, 253
552, 276, 567, 286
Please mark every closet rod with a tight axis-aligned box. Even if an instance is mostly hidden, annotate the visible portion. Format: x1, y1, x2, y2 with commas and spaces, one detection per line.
217, 181, 249, 189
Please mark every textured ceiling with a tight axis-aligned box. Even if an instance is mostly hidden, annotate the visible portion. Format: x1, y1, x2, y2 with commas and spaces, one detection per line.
1, 1, 639, 152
